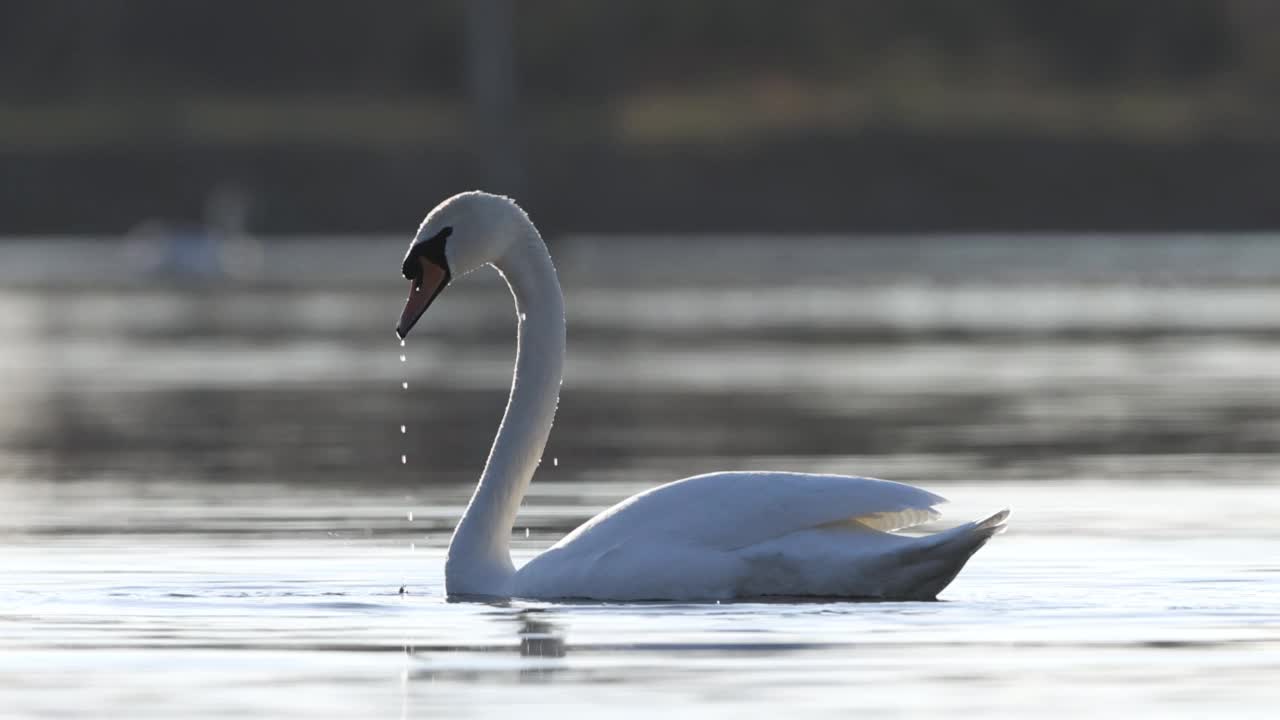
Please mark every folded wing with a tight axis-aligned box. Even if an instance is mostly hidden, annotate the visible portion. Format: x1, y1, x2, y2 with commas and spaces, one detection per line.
550, 471, 947, 553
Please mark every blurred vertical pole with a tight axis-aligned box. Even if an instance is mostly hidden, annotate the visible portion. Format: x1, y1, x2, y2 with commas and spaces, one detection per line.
465, 0, 524, 196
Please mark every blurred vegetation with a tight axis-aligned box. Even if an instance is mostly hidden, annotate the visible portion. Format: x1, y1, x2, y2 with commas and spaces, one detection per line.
3, 0, 1280, 232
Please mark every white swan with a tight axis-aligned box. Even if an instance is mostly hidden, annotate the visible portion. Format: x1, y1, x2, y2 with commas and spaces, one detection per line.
396, 191, 1008, 601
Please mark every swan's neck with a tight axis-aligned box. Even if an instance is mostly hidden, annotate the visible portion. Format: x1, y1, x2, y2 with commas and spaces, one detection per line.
445, 232, 565, 596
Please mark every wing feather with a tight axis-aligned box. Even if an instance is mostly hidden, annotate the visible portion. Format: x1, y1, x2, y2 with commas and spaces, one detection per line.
551, 471, 947, 553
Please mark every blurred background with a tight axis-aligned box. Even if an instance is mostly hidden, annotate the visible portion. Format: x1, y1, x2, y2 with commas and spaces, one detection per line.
7, 0, 1280, 234
3, 0, 1280, 496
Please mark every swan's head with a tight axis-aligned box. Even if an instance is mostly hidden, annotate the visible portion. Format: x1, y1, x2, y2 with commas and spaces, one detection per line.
396, 191, 531, 339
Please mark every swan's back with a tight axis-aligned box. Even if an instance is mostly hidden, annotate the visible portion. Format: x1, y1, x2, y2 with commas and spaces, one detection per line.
553, 471, 945, 552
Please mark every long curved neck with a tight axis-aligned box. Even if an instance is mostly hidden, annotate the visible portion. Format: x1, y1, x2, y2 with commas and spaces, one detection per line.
445, 230, 565, 596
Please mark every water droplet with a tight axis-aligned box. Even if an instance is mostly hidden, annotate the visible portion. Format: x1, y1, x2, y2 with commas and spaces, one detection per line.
407, 511, 414, 522
400, 454, 407, 464
520, 312, 527, 321
400, 425, 406, 434
401, 381, 408, 390
400, 339, 405, 347
525, 528, 530, 538
553, 457, 558, 467
400, 354, 406, 363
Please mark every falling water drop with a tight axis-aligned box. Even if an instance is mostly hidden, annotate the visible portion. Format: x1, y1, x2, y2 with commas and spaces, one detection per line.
520, 312, 527, 321
553, 457, 558, 467
525, 528, 530, 538
399, 342, 412, 543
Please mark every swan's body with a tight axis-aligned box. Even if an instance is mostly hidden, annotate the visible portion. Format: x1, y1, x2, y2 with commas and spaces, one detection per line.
397, 192, 1007, 601
512, 472, 1006, 601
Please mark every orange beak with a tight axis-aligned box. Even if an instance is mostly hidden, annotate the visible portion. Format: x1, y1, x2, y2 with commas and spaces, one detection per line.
396, 258, 450, 339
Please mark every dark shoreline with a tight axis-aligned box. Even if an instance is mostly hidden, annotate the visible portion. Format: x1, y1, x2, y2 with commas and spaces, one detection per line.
8, 131, 1280, 235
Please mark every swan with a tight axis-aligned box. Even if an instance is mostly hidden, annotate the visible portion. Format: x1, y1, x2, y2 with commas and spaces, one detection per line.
396, 191, 1008, 601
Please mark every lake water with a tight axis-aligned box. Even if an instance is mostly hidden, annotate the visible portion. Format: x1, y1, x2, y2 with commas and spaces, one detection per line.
2, 234, 1280, 717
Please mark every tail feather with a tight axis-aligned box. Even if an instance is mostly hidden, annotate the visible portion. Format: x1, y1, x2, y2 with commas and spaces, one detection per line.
882, 508, 1009, 600
975, 508, 1011, 533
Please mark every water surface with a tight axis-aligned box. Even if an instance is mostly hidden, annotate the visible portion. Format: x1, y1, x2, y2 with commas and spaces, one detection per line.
2, 235, 1279, 717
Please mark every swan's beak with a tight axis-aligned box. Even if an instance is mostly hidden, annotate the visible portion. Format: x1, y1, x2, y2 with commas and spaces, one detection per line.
396, 259, 450, 339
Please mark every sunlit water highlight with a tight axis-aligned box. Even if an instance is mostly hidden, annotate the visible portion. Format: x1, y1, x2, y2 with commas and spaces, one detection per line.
2, 479, 1278, 719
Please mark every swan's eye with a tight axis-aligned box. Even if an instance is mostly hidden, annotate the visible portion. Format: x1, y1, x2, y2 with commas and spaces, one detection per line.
402, 226, 453, 280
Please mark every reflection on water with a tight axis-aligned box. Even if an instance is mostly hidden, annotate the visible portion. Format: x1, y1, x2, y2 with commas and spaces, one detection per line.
2, 235, 1280, 717
515, 611, 567, 659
